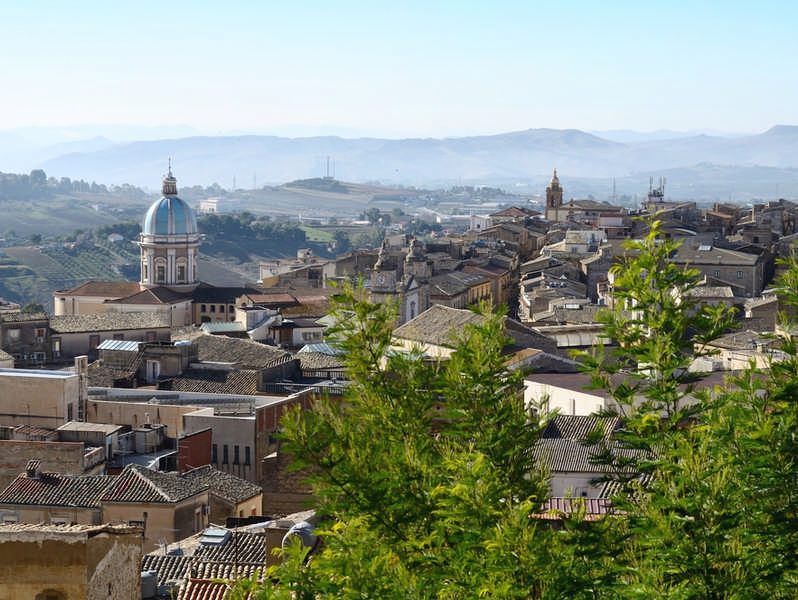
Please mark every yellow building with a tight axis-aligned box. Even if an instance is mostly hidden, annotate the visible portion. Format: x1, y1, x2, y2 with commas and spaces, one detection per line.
0, 522, 142, 600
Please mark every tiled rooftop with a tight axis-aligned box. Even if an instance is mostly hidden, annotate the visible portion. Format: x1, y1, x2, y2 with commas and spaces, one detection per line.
540, 497, 612, 517
0, 311, 48, 323
50, 311, 170, 333
181, 465, 262, 504
102, 464, 208, 504
177, 578, 234, 600
54, 280, 142, 298
101, 464, 262, 505
0, 472, 114, 508
192, 530, 273, 565
106, 286, 192, 305
141, 553, 193, 583
540, 415, 621, 441
0, 522, 139, 536
393, 305, 485, 347
173, 332, 290, 370
159, 369, 260, 395
534, 438, 650, 474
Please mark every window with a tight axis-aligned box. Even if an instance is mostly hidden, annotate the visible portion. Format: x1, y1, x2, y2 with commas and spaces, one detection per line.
156, 265, 165, 282
245, 446, 251, 466
234, 445, 240, 464
146, 330, 157, 342
8, 329, 19, 341
52, 338, 61, 357
68, 404, 73, 421
223, 445, 229, 464
177, 264, 186, 282
201, 304, 207, 313
212, 444, 218, 463
35, 328, 45, 343
89, 334, 100, 349
219, 305, 225, 313
210, 305, 216, 313
113, 333, 124, 340
737, 271, 744, 279
713, 270, 720, 278
142, 264, 148, 280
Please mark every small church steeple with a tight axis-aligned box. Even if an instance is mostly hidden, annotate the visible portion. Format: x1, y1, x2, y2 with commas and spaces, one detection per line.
545, 168, 563, 222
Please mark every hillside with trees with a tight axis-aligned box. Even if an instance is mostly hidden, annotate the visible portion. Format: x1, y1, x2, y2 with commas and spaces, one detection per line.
0, 212, 373, 310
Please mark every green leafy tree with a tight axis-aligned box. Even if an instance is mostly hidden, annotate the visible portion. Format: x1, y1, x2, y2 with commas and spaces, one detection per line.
574, 220, 798, 598
21, 302, 45, 314
332, 230, 350, 254
234, 288, 569, 599
227, 220, 798, 599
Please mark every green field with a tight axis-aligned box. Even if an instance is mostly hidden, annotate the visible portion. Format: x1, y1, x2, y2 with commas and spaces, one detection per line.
0, 195, 148, 238
0, 242, 140, 311
299, 225, 334, 243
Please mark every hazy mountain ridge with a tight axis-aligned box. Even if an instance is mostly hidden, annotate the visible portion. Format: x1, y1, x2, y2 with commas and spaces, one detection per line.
4, 125, 797, 199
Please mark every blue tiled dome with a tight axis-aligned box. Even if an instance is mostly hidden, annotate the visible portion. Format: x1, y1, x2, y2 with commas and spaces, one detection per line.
142, 196, 197, 235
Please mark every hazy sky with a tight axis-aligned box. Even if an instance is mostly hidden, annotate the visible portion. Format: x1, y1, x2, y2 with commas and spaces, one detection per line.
3, 0, 796, 138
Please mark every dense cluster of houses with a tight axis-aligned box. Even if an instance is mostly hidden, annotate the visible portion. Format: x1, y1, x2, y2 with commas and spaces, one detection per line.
1, 168, 797, 598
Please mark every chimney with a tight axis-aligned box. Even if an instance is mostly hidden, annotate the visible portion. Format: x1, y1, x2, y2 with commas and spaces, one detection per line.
75, 355, 88, 421
25, 459, 41, 479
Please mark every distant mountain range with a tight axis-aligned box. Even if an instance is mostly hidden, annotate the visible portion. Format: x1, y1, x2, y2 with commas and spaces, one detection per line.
3, 125, 798, 201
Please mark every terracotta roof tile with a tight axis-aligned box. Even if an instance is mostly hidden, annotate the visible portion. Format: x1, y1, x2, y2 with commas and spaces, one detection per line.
106, 286, 192, 305
541, 415, 621, 441
159, 369, 260, 395
181, 465, 262, 504
177, 578, 234, 600
173, 332, 290, 370
101, 464, 261, 505
0, 472, 113, 508
0, 311, 48, 323
50, 312, 171, 333
54, 280, 143, 298
141, 553, 193, 582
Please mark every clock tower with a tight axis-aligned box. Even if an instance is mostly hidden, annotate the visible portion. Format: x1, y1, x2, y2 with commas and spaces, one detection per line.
545, 169, 563, 222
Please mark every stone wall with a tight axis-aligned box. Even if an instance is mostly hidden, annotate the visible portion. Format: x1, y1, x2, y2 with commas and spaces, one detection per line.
0, 523, 141, 600
0, 440, 90, 491
261, 452, 314, 516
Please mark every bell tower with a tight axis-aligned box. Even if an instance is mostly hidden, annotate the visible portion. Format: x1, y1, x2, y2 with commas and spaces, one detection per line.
545, 169, 563, 222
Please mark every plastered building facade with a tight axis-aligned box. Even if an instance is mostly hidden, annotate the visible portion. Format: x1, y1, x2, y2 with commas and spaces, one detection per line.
0, 523, 141, 600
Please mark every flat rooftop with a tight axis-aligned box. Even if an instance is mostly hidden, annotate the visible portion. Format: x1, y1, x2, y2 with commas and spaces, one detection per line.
57, 421, 125, 434
0, 368, 76, 379
87, 386, 307, 410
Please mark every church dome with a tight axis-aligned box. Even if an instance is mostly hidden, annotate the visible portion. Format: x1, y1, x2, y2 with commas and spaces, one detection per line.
142, 197, 197, 235
142, 166, 197, 236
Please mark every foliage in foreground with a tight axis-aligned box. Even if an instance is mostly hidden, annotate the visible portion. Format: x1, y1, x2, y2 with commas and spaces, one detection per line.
232, 223, 798, 599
